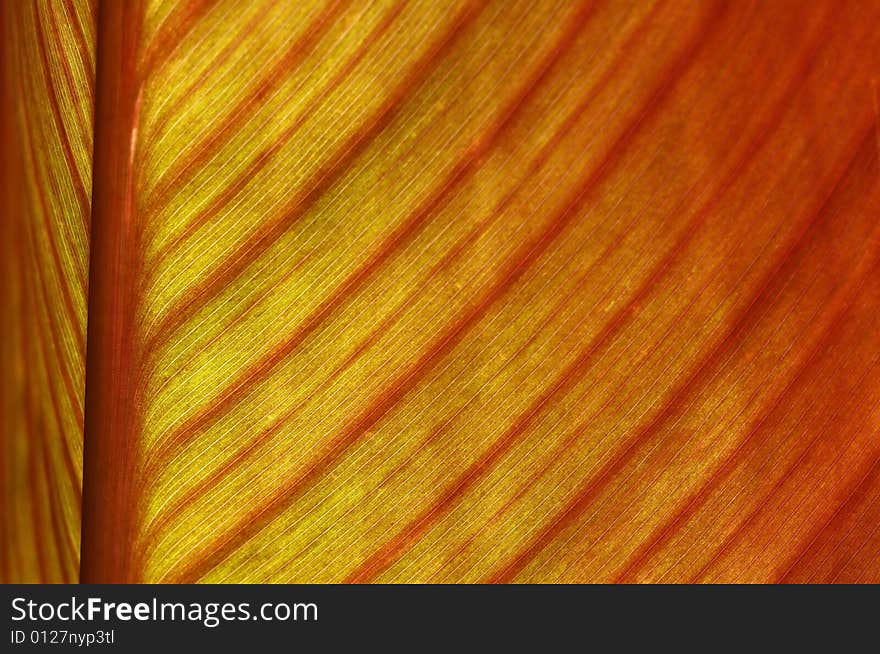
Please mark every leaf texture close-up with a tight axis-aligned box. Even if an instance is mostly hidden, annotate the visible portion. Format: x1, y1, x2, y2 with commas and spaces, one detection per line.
2, 0, 879, 584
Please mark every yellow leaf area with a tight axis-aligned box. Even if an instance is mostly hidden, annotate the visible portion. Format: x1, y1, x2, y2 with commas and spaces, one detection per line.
104, 0, 879, 583
0, 0, 96, 583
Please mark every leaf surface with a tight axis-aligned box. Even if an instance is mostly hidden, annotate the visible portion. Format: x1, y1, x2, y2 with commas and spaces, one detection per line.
5, 0, 880, 583
0, 0, 96, 583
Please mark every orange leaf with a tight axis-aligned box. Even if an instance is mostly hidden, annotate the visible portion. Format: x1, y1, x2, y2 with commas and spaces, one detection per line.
1, 0, 96, 583
3, 0, 880, 583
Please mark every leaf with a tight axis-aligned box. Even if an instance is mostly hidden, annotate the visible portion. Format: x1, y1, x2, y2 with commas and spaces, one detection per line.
4, 0, 880, 583
0, 0, 96, 583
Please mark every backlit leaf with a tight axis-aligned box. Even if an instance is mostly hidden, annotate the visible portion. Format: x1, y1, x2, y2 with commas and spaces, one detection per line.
0, 0, 96, 583
4, 0, 880, 583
